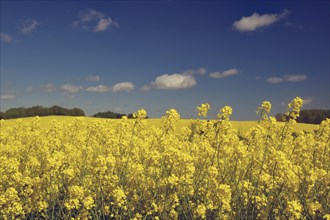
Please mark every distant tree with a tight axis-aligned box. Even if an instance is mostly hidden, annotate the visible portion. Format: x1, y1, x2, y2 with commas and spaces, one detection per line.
296, 109, 330, 124
93, 111, 126, 119
5, 107, 26, 118
0, 111, 6, 119
126, 113, 148, 119
276, 109, 330, 124
49, 105, 64, 115
72, 108, 85, 116
31, 106, 46, 116
275, 113, 288, 122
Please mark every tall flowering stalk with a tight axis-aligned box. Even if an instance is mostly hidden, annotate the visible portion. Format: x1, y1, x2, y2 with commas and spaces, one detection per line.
281, 97, 304, 142
256, 101, 272, 123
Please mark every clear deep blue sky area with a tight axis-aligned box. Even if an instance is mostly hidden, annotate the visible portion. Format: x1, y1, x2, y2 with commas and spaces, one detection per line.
1, 1, 329, 119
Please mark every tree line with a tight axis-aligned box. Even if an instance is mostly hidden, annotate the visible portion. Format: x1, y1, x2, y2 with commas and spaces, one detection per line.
0, 106, 141, 120
92, 111, 148, 119
0, 105, 85, 119
92, 111, 131, 119
276, 109, 330, 124
1, 105, 327, 123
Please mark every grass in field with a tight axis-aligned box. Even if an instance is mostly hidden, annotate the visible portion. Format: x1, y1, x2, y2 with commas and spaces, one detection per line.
1, 116, 319, 135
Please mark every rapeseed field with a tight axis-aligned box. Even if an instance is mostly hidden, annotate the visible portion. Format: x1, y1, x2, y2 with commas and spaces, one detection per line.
0, 97, 329, 219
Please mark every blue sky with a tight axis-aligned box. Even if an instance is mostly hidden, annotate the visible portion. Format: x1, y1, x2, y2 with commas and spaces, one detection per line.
1, 1, 329, 119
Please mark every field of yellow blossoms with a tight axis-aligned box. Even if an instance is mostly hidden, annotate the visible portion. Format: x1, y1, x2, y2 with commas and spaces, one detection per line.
0, 97, 329, 219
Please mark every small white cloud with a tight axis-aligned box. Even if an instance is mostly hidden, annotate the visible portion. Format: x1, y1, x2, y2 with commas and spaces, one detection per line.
209, 72, 221, 78
86, 84, 111, 93
266, 74, 307, 83
79, 9, 104, 22
74, 9, 118, 32
40, 83, 56, 92
142, 67, 209, 91
112, 82, 135, 92
182, 67, 207, 76
197, 67, 207, 75
21, 19, 40, 35
0, 94, 16, 100
302, 97, 312, 105
209, 68, 239, 79
281, 98, 312, 107
141, 85, 152, 91
233, 9, 289, 32
26, 84, 56, 93
95, 17, 113, 32
86, 75, 100, 82
145, 73, 197, 90
266, 77, 284, 84
61, 84, 83, 94
182, 69, 196, 76
0, 33, 12, 43
284, 74, 307, 82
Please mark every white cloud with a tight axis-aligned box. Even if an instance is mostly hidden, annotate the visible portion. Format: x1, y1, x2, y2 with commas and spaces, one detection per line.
0, 33, 12, 43
209, 68, 239, 79
40, 83, 56, 92
197, 67, 207, 75
74, 9, 118, 32
112, 82, 135, 92
281, 97, 312, 107
86, 84, 111, 93
266, 77, 284, 84
86, 82, 136, 92
142, 67, 211, 91
233, 9, 289, 32
182, 67, 207, 76
266, 74, 307, 83
141, 85, 152, 91
284, 74, 307, 82
21, 19, 40, 35
61, 84, 83, 94
302, 97, 312, 105
86, 75, 100, 82
182, 69, 196, 76
144, 73, 197, 90
26, 84, 56, 93
0, 94, 16, 100
79, 9, 104, 22
95, 18, 113, 32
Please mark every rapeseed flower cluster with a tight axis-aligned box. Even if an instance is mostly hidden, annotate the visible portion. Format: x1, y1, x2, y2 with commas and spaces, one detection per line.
256, 101, 272, 122
286, 97, 303, 120
197, 103, 211, 118
0, 97, 329, 219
